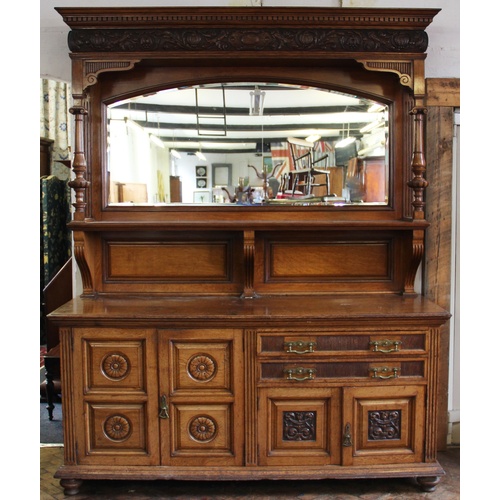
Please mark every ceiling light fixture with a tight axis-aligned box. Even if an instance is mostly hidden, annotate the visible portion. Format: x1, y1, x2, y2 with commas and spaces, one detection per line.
368, 103, 385, 113
250, 86, 265, 116
149, 134, 165, 148
305, 134, 321, 143
124, 117, 144, 134
195, 150, 207, 161
335, 136, 356, 148
360, 119, 384, 134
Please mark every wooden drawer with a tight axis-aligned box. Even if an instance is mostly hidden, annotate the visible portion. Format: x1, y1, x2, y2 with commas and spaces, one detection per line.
257, 330, 427, 357
259, 360, 426, 383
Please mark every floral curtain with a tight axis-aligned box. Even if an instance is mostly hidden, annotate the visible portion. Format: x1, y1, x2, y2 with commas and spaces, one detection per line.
40, 78, 72, 181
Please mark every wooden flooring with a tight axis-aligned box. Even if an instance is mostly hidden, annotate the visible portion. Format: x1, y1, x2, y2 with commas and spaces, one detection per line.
41, 445, 459, 499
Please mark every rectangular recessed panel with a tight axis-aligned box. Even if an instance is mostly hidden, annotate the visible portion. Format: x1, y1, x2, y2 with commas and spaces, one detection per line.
106, 242, 230, 281
84, 339, 146, 394
269, 242, 389, 280
86, 403, 149, 455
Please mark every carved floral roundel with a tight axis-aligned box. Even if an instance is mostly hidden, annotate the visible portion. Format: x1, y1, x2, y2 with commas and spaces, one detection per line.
101, 353, 130, 380
189, 415, 217, 442
103, 414, 132, 441
188, 353, 217, 382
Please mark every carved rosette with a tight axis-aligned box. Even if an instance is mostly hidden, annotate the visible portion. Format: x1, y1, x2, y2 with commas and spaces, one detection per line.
101, 353, 130, 380
188, 354, 217, 382
189, 416, 217, 442
103, 415, 132, 441
368, 410, 401, 440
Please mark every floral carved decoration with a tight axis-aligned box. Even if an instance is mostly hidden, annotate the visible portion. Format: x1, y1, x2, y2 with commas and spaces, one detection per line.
188, 354, 217, 382
101, 353, 130, 380
189, 416, 217, 442
103, 415, 132, 441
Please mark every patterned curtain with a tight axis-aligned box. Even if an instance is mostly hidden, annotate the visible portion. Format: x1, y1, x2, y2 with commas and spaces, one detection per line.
40, 79, 73, 343
40, 78, 72, 181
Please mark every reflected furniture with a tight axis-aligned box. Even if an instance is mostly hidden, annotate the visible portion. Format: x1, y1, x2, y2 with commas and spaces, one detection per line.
49, 7, 449, 496
287, 137, 330, 197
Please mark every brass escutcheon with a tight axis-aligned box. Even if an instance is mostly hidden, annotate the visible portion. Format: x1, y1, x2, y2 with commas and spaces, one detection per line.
159, 394, 170, 419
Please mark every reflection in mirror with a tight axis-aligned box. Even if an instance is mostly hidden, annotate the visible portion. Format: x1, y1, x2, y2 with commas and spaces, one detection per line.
107, 83, 388, 206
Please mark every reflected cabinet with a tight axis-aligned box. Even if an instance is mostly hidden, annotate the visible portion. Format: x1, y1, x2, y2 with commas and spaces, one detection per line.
49, 7, 450, 496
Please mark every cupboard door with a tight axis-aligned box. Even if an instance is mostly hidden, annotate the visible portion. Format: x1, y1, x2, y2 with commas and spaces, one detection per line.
72, 328, 160, 465
159, 329, 244, 466
258, 388, 341, 466
342, 385, 425, 466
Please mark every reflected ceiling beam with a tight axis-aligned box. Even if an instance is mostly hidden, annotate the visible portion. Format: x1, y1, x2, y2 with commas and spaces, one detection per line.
113, 102, 369, 117
130, 120, 369, 135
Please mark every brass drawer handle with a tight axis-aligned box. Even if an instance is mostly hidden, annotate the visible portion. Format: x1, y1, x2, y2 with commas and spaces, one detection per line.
284, 340, 316, 354
369, 340, 402, 353
370, 367, 400, 379
284, 367, 316, 381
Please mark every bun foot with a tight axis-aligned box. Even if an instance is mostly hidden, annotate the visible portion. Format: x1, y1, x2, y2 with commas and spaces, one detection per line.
416, 475, 440, 492
60, 478, 83, 496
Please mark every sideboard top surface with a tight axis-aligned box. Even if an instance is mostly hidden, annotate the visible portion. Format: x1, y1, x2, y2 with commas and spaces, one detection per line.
49, 294, 450, 327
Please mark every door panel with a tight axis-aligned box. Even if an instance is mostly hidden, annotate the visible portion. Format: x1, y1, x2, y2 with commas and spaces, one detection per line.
159, 329, 244, 466
343, 385, 425, 466
258, 388, 341, 466
73, 328, 160, 466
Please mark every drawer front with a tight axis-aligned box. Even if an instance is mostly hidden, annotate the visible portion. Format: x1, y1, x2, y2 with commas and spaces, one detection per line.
260, 360, 426, 382
258, 331, 427, 357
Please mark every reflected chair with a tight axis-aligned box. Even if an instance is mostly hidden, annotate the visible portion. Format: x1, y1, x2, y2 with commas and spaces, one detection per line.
287, 137, 330, 196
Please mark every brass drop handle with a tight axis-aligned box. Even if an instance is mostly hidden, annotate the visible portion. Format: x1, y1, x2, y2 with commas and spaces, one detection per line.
284, 340, 316, 354
369, 339, 402, 353
284, 367, 316, 381
343, 423, 352, 447
370, 367, 400, 379
159, 395, 170, 419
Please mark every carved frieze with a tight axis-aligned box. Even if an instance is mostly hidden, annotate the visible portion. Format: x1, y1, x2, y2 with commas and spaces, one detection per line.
68, 28, 428, 54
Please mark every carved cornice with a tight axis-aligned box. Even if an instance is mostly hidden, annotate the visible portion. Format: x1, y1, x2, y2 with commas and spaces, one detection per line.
56, 7, 440, 30
68, 28, 428, 54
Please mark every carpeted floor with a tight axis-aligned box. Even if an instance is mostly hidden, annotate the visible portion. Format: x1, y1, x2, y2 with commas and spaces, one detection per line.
40, 402, 63, 444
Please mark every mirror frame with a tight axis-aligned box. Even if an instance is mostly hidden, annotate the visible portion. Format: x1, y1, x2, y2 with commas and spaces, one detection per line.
57, 6, 439, 225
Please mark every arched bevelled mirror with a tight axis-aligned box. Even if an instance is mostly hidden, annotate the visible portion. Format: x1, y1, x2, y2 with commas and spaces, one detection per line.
106, 82, 389, 207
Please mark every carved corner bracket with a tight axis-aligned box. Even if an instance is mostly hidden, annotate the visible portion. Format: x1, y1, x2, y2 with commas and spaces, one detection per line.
83, 59, 140, 91
405, 229, 425, 294
241, 230, 258, 299
357, 59, 414, 90
72, 231, 94, 296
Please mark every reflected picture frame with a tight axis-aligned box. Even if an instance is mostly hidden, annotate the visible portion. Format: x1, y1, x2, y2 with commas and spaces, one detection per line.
193, 190, 211, 203
212, 163, 232, 187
